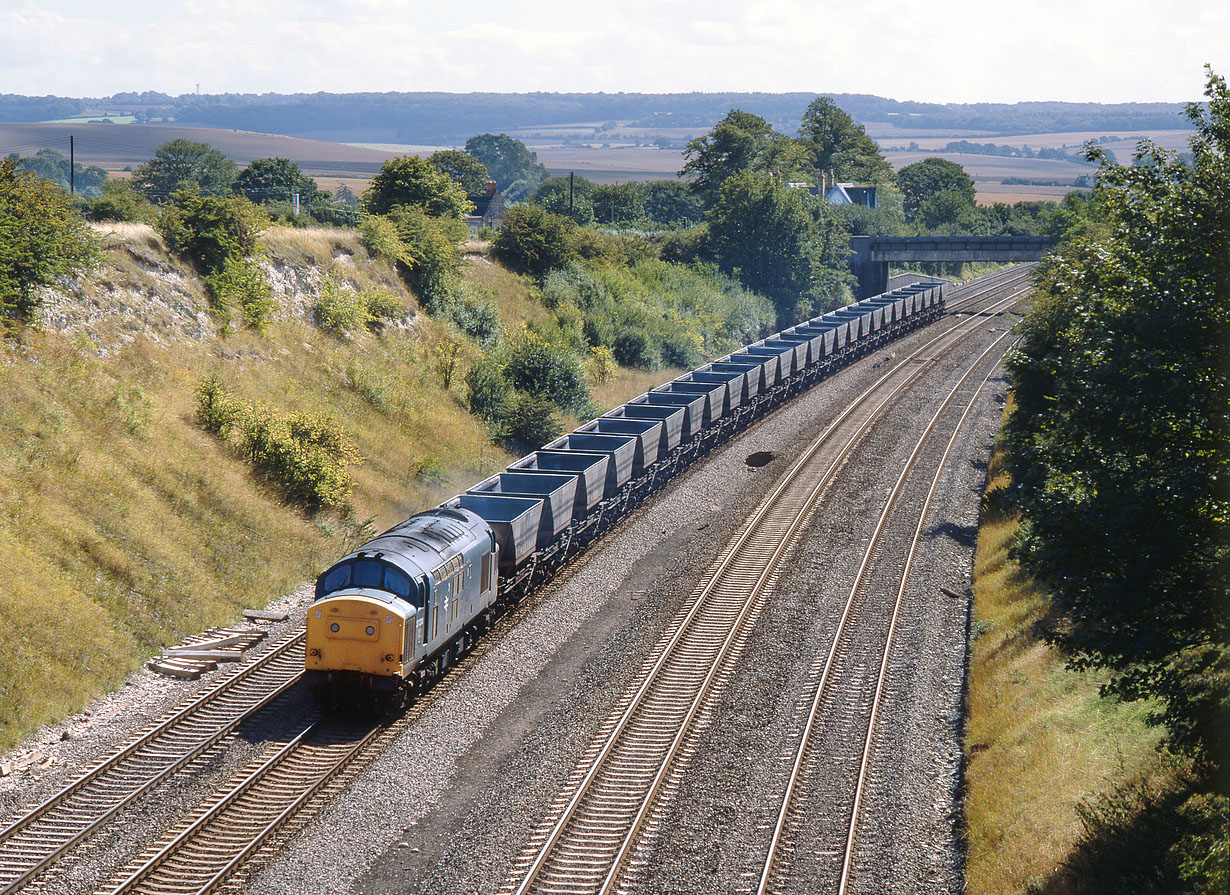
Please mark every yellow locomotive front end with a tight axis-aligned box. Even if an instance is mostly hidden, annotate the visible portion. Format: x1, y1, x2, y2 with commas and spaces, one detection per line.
306, 591, 414, 709
307, 594, 410, 677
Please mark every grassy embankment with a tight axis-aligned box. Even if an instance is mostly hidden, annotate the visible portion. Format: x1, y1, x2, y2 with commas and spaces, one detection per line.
965, 404, 1189, 894
0, 225, 676, 750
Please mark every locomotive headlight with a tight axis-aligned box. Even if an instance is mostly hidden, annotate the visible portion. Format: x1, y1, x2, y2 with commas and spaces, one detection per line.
330, 623, 340, 632
366, 625, 376, 636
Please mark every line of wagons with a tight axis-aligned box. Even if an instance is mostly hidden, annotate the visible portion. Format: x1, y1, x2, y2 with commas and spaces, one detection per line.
305, 281, 946, 708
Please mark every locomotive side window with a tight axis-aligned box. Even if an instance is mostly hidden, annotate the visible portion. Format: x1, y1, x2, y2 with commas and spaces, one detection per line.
354, 560, 382, 588
384, 567, 416, 604
321, 564, 351, 594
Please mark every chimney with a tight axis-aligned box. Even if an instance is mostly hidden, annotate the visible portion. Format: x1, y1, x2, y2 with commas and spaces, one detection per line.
486, 180, 498, 196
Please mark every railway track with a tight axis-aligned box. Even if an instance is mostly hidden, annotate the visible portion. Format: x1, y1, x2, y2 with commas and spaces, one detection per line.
502, 271, 1031, 895
0, 631, 306, 895
0, 270, 1027, 895
755, 325, 1018, 895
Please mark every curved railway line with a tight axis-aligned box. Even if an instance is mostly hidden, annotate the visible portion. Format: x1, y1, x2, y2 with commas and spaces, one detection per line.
502, 270, 1031, 895
0, 268, 1030, 895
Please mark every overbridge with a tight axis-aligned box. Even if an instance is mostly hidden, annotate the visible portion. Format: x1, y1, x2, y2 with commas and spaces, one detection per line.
849, 235, 1054, 298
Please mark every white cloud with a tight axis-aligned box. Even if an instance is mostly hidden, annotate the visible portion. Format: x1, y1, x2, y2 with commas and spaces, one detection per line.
0, 0, 1224, 101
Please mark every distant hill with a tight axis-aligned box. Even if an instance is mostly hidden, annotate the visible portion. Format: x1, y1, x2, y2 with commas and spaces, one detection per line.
0, 91, 1193, 143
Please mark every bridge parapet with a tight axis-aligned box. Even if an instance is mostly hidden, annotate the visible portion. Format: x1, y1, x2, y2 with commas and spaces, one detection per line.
848, 235, 1054, 298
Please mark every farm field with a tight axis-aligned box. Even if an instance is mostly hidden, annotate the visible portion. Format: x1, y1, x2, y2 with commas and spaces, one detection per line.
0, 122, 397, 180
3, 117, 1188, 202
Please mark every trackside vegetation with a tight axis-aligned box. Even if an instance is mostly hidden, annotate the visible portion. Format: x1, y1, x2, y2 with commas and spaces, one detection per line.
968, 68, 1228, 894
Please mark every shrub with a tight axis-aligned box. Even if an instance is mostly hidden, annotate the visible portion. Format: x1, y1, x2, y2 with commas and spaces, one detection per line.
358, 214, 410, 265
587, 345, 617, 384
612, 327, 661, 369
157, 188, 266, 274
203, 256, 274, 331
312, 276, 406, 335
313, 276, 368, 335
385, 205, 467, 305
496, 392, 561, 455
493, 204, 576, 279
0, 157, 97, 324
433, 285, 500, 345
465, 357, 513, 422
88, 180, 149, 223
502, 332, 592, 415
194, 375, 245, 437
240, 410, 361, 511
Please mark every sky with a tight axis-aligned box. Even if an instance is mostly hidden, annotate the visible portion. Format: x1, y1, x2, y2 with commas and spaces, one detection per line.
2, 0, 1225, 104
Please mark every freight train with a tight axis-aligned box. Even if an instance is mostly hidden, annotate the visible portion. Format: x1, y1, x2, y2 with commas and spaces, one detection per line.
306, 282, 945, 709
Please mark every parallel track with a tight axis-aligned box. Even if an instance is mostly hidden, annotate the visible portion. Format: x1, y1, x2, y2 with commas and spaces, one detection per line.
504, 272, 1030, 895
756, 326, 1019, 895
0, 632, 305, 895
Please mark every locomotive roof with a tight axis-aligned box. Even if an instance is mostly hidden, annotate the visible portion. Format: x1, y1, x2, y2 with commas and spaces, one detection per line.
334, 506, 490, 579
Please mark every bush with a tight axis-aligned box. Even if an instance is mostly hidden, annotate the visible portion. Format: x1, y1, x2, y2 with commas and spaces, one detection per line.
312, 276, 406, 335
88, 180, 149, 223
587, 345, 616, 384
157, 189, 266, 274
493, 204, 576, 279
496, 392, 561, 455
465, 357, 513, 422
358, 214, 410, 265
434, 286, 500, 345
0, 157, 97, 324
194, 375, 244, 437
203, 256, 274, 331
193, 379, 362, 512
383, 205, 467, 306
240, 410, 361, 511
502, 332, 592, 415
312, 276, 368, 334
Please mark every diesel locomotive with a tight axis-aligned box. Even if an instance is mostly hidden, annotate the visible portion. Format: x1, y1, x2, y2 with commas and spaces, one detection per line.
305, 282, 945, 709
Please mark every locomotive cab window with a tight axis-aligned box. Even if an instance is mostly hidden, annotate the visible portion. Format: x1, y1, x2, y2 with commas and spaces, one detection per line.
354, 560, 383, 589
320, 563, 351, 596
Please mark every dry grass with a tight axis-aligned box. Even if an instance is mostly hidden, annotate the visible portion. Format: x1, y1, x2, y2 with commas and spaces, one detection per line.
964, 419, 1171, 895
0, 230, 513, 749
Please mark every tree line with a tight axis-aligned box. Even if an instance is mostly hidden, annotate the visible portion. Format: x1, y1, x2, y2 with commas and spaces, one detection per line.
1001, 68, 1228, 892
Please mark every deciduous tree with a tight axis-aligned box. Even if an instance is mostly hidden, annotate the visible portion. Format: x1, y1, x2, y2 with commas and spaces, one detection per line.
464, 134, 547, 201
896, 157, 977, 221
428, 149, 490, 197
362, 155, 473, 219
131, 139, 237, 200
797, 96, 893, 184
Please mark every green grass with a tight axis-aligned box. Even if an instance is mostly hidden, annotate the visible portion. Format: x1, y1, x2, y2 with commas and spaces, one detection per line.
964, 406, 1187, 895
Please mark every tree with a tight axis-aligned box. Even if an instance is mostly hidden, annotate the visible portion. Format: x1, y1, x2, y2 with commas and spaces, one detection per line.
131, 139, 237, 201
705, 170, 852, 325
234, 157, 317, 207
1004, 68, 1229, 779
797, 96, 893, 184
362, 155, 473, 219
896, 157, 977, 221
0, 157, 96, 323
464, 134, 548, 201
642, 180, 705, 226
591, 183, 645, 224
682, 110, 794, 204
492, 204, 577, 279
428, 149, 490, 197
15, 148, 108, 197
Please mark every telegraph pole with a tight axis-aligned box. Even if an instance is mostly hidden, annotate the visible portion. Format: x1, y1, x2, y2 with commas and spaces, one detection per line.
69, 135, 74, 194
569, 172, 574, 217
